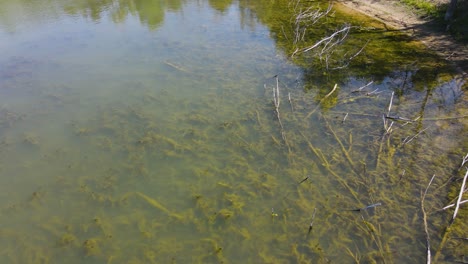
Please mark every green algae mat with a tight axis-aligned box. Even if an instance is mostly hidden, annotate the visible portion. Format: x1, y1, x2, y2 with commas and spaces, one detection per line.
0, 0, 466, 263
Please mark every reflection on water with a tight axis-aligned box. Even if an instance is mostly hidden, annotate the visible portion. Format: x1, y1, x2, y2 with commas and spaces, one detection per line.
0, 0, 467, 263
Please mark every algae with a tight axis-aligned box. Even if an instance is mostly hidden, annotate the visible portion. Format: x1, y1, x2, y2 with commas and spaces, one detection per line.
0, 0, 466, 263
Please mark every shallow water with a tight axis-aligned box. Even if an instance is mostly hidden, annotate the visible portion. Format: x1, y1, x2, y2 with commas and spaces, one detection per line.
0, 0, 467, 263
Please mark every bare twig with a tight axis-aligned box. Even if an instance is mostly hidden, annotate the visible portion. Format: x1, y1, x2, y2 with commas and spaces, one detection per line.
342, 112, 348, 123
403, 127, 429, 145
366, 88, 381, 95
383, 92, 394, 133
292, 2, 333, 45
422, 174, 436, 264
348, 40, 369, 61
441, 199, 468, 210
385, 115, 414, 122
331, 40, 369, 70
163, 60, 191, 74
434, 159, 468, 262
288, 92, 294, 112
351, 81, 374, 93
383, 114, 394, 134
387, 91, 394, 117
325, 111, 467, 121
308, 208, 317, 235
292, 25, 350, 57
452, 168, 468, 222
460, 153, 468, 170
270, 76, 291, 152
304, 83, 338, 120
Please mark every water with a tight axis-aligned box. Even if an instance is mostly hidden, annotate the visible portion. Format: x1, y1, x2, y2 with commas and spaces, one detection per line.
0, 0, 467, 263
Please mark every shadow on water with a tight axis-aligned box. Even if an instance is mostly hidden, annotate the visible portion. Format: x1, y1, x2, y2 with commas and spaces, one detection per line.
0, 0, 467, 263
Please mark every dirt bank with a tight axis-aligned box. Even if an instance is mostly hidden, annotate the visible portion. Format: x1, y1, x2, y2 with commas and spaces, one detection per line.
336, 0, 467, 75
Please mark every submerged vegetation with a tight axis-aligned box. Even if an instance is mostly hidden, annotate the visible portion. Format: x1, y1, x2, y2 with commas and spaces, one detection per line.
0, 0, 467, 263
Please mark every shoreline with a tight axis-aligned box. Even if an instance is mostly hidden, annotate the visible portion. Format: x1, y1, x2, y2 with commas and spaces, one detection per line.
336, 0, 467, 76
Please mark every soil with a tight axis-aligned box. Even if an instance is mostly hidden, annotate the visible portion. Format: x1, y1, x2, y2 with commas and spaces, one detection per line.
336, 0, 468, 76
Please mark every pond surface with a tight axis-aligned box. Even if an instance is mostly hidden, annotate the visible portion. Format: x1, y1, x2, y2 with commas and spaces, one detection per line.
0, 0, 467, 263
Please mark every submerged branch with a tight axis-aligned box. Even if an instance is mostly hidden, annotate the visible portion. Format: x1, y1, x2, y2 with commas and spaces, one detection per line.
307, 207, 317, 235
304, 83, 337, 120
452, 168, 468, 222
402, 127, 429, 145
292, 25, 351, 57
421, 174, 436, 264
441, 199, 468, 210
434, 159, 468, 262
292, 2, 333, 45
460, 153, 468, 170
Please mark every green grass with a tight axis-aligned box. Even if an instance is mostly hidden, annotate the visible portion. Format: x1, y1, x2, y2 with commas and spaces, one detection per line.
400, 0, 468, 42
400, 0, 441, 17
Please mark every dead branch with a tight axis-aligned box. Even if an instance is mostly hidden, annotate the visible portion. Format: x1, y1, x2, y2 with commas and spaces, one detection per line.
441, 199, 468, 210
421, 174, 436, 264
304, 83, 338, 120
292, 2, 333, 45
331, 40, 370, 70
292, 25, 351, 57
434, 158, 468, 262
342, 112, 348, 123
460, 153, 468, 170
308, 207, 317, 235
288, 92, 294, 112
383, 92, 394, 133
402, 127, 429, 145
351, 81, 374, 93
270, 76, 291, 153
452, 168, 468, 222
163, 60, 191, 74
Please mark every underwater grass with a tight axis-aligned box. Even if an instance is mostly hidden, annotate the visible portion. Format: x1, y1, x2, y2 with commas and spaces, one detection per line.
0, 0, 466, 263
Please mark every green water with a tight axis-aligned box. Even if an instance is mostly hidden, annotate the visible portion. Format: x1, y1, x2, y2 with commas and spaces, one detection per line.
0, 0, 467, 263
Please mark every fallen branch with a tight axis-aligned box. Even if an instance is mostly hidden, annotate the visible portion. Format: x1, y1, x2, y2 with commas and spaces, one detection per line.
351, 81, 374, 93
385, 115, 414, 122
383, 114, 394, 135
452, 168, 468, 222
460, 153, 468, 170
421, 174, 436, 264
288, 92, 294, 112
402, 127, 429, 145
441, 199, 468, 210
304, 83, 338, 120
273, 76, 285, 141
325, 111, 468, 121
292, 25, 351, 57
308, 208, 317, 235
434, 159, 468, 262
342, 112, 348, 123
331, 40, 369, 70
383, 92, 394, 133
163, 60, 191, 74
292, 3, 333, 45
